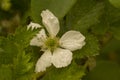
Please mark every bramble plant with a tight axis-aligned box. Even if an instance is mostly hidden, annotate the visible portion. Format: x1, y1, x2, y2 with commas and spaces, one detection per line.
0, 0, 120, 80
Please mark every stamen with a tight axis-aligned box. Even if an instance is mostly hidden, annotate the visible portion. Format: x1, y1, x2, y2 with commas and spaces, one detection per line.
45, 37, 59, 51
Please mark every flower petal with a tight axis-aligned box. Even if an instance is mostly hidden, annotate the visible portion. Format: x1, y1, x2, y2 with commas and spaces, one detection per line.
36, 29, 47, 39
27, 22, 42, 30
30, 29, 47, 47
52, 48, 72, 68
30, 37, 42, 47
35, 50, 52, 72
41, 9, 60, 37
59, 30, 86, 51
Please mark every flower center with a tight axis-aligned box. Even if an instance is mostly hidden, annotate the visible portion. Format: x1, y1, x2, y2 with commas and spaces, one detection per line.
45, 37, 59, 51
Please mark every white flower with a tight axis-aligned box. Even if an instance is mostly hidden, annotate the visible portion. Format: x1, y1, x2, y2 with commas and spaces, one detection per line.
30, 9, 86, 73
27, 22, 42, 30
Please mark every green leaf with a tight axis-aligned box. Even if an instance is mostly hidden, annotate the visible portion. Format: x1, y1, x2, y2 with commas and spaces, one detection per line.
105, 2, 120, 40
104, 1, 120, 24
74, 34, 99, 59
16, 74, 34, 80
109, 0, 120, 8
110, 26, 120, 40
104, 1, 120, 40
101, 38, 120, 54
75, 3, 104, 32
0, 37, 18, 65
0, 65, 12, 80
83, 60, 120, 80
42, 62, 85, 80
91, 14, 109, 35
31, 0, 77, 22
13, 51, 34, 79
0, 26, 39, 79
14, 26, 39, 48
66, 0, 104, 33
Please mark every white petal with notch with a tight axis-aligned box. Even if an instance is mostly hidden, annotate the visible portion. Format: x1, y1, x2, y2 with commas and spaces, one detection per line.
52, 48, 72, 68
27, 22, 42, 30
35, 50, 52, 72
41, 9, 60, 37
30, 29, 47, 46
60, 31, 86, 51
